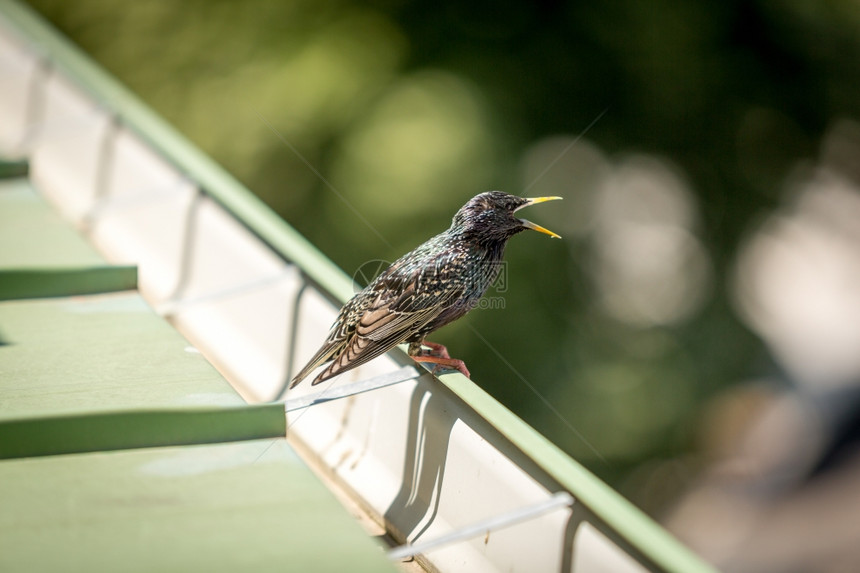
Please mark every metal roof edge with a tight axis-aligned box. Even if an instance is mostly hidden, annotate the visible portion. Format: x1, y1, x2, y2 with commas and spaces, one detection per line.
0, 265, 138, 300
0, 157, 28, 177
0, 2, 715, 571
437, 371, 714, 573
0, 403, 287, 460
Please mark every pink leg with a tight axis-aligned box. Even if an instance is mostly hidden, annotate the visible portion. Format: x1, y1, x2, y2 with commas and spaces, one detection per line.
421, 340, 451, 359
412, 355, 471, 378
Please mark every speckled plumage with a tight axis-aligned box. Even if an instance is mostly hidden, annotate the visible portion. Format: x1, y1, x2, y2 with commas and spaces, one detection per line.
289, 191, 561, 388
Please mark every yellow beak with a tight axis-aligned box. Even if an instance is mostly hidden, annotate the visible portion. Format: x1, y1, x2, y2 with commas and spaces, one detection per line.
516, 196, 563, 239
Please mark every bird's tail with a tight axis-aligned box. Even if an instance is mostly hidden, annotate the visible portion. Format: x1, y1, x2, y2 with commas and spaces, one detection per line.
289, 343, 339, 389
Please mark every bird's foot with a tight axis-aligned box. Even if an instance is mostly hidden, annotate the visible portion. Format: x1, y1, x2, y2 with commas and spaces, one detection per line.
419, 340, 451, 359
412, 355, 471, 378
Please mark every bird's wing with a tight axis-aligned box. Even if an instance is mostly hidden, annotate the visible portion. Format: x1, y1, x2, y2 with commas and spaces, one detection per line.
311, 272, 465, 384
287, 304, 354, 388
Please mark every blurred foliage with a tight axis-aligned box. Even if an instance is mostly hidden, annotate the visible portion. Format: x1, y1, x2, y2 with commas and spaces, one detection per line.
26, 0, 860, 516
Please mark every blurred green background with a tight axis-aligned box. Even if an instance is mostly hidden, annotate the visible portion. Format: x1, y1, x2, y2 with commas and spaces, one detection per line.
25, 0, 860, 517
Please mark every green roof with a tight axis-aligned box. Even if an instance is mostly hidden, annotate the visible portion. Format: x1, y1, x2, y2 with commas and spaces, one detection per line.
0, 177, 395, 571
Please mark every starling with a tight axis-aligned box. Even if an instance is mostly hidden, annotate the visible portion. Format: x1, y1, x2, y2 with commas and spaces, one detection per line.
289, 191, 562, 388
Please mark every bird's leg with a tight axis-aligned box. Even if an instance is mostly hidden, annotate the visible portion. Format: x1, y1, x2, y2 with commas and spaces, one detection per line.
408, 340, 471, 378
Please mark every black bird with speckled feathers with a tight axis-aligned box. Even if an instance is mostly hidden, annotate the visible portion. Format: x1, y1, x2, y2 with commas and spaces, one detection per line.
289, 191, 562, 388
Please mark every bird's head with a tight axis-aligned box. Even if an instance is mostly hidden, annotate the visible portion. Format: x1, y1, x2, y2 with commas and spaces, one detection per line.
451, 191, 562, 243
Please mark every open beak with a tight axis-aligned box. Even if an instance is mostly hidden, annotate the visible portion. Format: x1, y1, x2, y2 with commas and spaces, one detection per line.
515, 196, 563, 239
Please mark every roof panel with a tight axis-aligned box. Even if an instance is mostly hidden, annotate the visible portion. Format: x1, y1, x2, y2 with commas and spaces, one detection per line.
0, 178, 103, 267
0, 439, 394, 572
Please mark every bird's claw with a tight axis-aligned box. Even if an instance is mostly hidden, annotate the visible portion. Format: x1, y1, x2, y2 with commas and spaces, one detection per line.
413, 355, 471, 378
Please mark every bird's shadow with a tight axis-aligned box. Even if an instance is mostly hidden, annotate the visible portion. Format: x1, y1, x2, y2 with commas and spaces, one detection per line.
383, 381, 457, 544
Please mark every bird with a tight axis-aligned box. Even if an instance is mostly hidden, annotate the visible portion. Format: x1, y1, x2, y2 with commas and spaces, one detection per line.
289, 191, 562, 388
